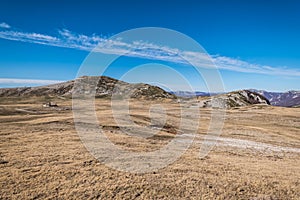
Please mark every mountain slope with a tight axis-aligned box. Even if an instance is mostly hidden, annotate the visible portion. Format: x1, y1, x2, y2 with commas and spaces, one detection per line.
1, 77, 293, 108
0, 76, 176, 100
249, 89, 300, 107
196, 90, 270, 108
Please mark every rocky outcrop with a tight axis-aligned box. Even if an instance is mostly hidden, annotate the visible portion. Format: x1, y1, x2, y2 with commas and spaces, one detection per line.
196, 90, 270, 108
249, 89, 300, 107
0, 76, 176, 100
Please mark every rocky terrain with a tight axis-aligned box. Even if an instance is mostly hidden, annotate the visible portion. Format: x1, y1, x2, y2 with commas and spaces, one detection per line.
195, 90, 270, 108
173, 89, 300, 108
0, 76, 274, 109
0, 76, 175, 100
250, 89, 300, 107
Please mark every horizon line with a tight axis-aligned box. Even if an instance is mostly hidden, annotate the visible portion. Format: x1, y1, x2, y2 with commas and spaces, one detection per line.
0, 77, 298, 93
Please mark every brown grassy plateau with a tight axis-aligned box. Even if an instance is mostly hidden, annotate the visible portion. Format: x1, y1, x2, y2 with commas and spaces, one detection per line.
0, 96, 299, 199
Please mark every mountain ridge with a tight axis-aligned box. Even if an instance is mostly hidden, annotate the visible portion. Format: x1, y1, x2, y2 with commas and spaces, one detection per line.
249, 89, 300, 107
0, 76, 298, 107
0, 76, 176, 100
195, 90, 270, 108
172, 89, 300, 107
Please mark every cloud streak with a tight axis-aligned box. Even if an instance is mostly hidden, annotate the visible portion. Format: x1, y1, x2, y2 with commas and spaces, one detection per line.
0, 78, 63, 85
212, 56, 300, 76
0, 22, 299, 77
0, 22, 10, 29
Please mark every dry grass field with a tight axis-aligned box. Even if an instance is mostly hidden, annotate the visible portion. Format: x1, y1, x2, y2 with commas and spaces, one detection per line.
0, 97, 299, 199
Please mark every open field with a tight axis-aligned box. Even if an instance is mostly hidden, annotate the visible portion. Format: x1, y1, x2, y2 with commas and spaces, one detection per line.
0, 97, 300, 199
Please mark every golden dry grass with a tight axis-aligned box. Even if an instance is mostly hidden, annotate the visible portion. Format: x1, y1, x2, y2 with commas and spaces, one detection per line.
0, 97, 299, 199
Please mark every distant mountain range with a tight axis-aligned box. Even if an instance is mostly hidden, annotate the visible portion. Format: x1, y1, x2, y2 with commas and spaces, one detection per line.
248, 89, 300, 107
0, 76, 298, 108
172, 89, 300, 107
170, 91, 219, 97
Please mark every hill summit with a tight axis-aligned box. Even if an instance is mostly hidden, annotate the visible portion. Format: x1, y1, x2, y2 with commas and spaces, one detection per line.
0, 76, 276, 108
196, 90, 270, 108
0, 76, 176, 100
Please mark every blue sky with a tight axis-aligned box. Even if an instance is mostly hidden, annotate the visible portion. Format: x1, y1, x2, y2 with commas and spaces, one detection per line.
0, 0, 299, 92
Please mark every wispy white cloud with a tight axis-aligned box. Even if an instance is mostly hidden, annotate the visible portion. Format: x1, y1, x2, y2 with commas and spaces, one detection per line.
0, 78, 63, 85
0, 24, 299, 77
0, 22, 10, 29
212, 56, 300, 76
